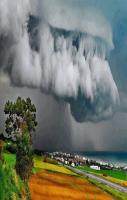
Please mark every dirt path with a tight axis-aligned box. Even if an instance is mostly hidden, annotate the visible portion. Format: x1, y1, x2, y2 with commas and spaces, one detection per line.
29, 170, 114, 200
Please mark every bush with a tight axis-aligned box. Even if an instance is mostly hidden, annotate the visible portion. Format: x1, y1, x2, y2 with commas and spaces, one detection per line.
103, 173, 107, 177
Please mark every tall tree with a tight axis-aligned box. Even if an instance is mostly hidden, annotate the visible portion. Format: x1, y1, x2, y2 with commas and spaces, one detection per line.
4, 97, 37, 180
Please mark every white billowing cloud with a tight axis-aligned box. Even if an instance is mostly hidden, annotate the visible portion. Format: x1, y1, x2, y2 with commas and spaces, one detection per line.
90, 56, 119, 104
0, 0, 31, 41
12, 30, 42, 88
0, 0, 120, 121
39, 0, 113, 49
0, 0, 42, 88
39, 23, 119, 103
40, 24, 80, 97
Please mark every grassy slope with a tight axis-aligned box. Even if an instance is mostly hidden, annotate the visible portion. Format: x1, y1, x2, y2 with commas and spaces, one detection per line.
1, 153, 22, 200
77, 166, 127, 180
33, 155, 76, 175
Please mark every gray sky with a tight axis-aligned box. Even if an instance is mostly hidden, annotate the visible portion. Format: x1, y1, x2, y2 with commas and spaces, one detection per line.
0, 0, 127, 151
1, 80, 127, 151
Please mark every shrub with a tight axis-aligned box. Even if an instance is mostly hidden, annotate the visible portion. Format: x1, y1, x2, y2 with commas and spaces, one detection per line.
103, 173, 107, 177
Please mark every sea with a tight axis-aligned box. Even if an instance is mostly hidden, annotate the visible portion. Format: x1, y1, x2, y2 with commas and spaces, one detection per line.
78, 152, 127, 167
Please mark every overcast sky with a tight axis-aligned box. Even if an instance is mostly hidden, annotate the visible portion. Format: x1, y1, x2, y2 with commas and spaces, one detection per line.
0, 0, 127, 151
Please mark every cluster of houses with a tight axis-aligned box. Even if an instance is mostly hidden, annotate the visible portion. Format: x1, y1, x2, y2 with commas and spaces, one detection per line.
49, 152, 86, 167
45, 152, 127, 171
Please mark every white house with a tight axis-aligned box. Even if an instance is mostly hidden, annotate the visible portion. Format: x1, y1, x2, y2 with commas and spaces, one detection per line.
124, 166, 127, 170
71, 162, 75, 167
90, 165, 100, 170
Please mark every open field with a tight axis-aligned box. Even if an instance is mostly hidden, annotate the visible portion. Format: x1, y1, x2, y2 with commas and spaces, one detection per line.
33, 155, 76, 175
77, 166, 127, 181
29, 170, 114, 200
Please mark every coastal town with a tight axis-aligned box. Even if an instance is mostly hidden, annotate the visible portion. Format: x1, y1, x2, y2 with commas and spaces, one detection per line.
45, 152, 127, 171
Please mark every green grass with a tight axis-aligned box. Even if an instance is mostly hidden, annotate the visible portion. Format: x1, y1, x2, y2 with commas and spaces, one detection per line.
2, 153, 31, 199
0, 160, 22, 200
3, 153, 16, 167
77, 166, 127, 181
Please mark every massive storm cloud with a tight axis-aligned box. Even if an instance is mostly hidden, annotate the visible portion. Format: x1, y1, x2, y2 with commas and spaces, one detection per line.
0, 0, 119, 122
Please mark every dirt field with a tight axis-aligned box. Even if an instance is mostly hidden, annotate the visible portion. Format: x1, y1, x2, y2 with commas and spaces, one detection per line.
29, 170, 114, 200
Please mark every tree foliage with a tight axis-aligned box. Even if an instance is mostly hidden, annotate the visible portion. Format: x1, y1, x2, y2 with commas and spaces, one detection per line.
4, 97, 37, 139
4, 97, 38, 180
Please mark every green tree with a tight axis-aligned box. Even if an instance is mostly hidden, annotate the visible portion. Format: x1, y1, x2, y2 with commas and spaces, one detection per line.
4, 97, 37, 180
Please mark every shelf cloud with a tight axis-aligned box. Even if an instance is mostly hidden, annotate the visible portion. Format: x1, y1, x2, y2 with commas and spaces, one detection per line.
0, 0, 120, 122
